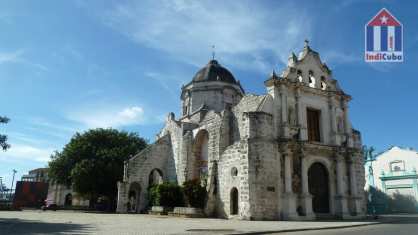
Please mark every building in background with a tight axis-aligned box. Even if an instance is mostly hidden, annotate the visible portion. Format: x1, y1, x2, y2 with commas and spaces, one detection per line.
365, 146, 418, 212
46, 181, 89, 207
21, 168, 49, 183
15, 168, 89, 208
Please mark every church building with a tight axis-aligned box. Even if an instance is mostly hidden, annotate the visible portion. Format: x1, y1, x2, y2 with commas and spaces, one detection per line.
116, 41, 366, 220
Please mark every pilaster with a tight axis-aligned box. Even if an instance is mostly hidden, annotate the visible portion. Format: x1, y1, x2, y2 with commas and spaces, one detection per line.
281, 149, 298, 220
300, 153, 314, 219
334, 152, 349, 218
295, 88, 307, 141
116, 181, 128, 213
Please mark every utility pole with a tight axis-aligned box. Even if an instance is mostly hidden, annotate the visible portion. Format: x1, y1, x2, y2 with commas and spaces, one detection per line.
0, 177, 3, 199
10, 169, 17, 200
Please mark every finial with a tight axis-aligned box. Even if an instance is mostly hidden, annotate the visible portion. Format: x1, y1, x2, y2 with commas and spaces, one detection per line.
212, 45, 216, 60
304, 39, 309, 48
270, 69, 278, 79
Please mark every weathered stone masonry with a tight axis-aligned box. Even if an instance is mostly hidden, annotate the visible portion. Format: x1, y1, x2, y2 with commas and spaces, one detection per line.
116, 41, 366, 220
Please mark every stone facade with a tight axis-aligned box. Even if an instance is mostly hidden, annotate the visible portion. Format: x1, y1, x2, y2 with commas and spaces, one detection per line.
116, 41, 366, 220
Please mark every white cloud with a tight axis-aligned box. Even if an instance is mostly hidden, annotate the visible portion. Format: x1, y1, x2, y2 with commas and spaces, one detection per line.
0, 49, 24, 64
96, 0, 312, 70
68, 106, 150, 128
0, 143, 55, 163
0, 49, 49, 71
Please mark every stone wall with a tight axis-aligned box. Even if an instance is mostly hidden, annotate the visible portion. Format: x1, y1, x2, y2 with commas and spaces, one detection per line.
117, 134, 175, 212
245, 112, 280, 220
218, 141, 250, 219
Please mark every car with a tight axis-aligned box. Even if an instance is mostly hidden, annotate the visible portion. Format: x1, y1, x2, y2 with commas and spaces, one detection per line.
42, 199, 58, 211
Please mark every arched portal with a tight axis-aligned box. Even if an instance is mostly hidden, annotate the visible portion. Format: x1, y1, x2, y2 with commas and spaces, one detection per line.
64, 193, 72, 206
148, 168, 164, 186
230, 187, 239, 215
193, 130, 209, 180
128, 182, 141, 213
308, 162, 330, 213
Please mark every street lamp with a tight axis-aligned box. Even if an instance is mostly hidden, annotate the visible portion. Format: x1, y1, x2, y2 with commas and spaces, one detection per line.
10, 169, 17, 200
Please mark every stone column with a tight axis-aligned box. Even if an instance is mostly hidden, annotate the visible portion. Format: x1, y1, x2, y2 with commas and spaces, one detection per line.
342, 101, 353, 147
295, 89, 307, 141
282, 149, 298, 219
348, 156, 361, 215
328, 96, 338, 145
280, 84, 290, 138
300, 152, 314, 219
335, 153, 349, 218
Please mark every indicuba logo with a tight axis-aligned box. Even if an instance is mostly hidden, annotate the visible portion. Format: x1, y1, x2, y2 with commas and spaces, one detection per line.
365, 8, 403, 62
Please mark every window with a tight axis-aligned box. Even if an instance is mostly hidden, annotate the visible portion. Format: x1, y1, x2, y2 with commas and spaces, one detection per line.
297, 70, 303, 82
308, 71, 316, 88
231, 167, 238, 177
307, 108, 321, 142
390, 161, 405, 172
183, 105, 188, 115
320, 76, 327, 90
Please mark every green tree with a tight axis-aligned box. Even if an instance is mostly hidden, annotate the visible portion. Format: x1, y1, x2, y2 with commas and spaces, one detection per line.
182, 179, 207, 208
0, 116, 10, 151
48, 128, 147, 210
148, 182, 184, 208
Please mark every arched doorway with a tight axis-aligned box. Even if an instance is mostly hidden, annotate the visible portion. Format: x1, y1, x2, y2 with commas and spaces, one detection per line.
308, 162, 330, 213
128, 182, 141, 213
230, 187, 239, 215
64, 193, 72, 206
193, 130, 209, 180
149, 168, 164, 186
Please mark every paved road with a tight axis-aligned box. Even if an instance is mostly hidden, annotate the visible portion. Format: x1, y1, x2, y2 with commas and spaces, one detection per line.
279, 215, 418, 235
0, 210, 417, 234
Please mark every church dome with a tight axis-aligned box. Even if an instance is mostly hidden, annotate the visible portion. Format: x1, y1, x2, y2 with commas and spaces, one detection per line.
192, 60, 237, 84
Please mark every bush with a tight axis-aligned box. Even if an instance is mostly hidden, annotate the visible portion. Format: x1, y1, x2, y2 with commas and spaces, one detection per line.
148, 183, 184, 208
182, 179, 207, 208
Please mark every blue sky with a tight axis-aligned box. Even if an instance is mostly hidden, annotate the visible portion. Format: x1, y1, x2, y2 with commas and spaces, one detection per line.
1, 0, 417, 188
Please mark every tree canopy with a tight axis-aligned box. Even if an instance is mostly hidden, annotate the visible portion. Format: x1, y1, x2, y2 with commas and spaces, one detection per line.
0, 116, 10, 151
48, 128, 147, 207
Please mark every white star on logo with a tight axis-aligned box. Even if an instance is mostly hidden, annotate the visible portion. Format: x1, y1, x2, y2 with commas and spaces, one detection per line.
380, 15, 388, 24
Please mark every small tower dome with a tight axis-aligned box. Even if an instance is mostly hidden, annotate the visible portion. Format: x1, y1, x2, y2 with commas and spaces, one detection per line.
192, 60, 238, 84
180, 60, 244, 119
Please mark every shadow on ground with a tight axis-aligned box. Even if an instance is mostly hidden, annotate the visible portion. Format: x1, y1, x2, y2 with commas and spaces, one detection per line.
378, 214, 418, 224
223, 214, 418, 235
0, 218, 94, 235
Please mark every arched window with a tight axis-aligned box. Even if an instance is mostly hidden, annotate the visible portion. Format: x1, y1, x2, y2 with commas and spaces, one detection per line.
297, 70, 303, 82
308, 71, 316, 88
231, 167, 238, 177
320, 76, 327, 90
148, 168, 164, 186
193, 130, 209, 180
